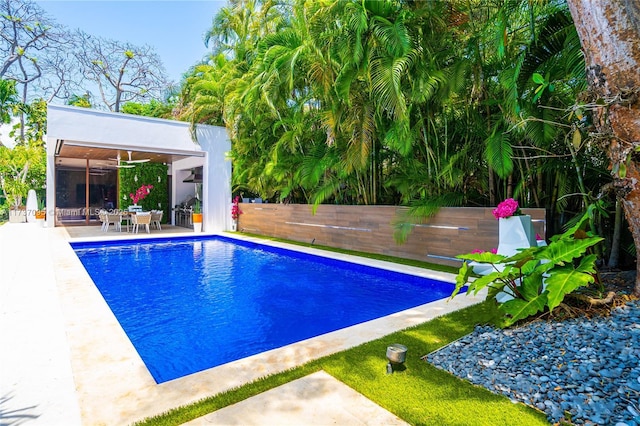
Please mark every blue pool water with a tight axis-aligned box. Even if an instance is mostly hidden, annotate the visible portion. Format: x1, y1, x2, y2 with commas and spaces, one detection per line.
72, 236, 456, 383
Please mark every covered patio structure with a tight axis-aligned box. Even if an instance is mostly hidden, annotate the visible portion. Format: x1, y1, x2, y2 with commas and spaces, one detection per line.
45, 105, 231, 232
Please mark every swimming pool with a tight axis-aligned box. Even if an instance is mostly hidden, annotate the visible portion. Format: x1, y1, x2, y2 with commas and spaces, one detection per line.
72, 236, 457, 383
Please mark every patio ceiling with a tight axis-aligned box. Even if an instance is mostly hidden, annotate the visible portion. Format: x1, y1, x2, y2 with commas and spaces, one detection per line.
54, 139, 204, 168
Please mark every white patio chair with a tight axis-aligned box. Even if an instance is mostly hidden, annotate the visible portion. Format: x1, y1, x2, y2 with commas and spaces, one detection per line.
98, 210, 108, 232
131, 212, 151, 234
105, 213, 122, 232
150, 210, 163, 230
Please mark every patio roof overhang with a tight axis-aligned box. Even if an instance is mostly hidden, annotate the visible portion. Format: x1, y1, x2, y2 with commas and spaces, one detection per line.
54, 139, 205, 167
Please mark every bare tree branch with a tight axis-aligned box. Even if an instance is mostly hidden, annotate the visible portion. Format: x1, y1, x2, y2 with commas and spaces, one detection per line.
72, 31, 169, 111
0, 0, 65, 99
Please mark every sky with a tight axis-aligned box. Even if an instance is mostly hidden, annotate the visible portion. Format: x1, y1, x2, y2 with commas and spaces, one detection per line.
35, 0, 227, 84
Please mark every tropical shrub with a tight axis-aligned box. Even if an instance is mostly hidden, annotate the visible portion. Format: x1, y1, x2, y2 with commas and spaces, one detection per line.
452, 211, 603, 327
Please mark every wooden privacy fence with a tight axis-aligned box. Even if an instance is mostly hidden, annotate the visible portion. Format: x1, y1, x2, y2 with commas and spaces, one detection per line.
237, 204, 546, 267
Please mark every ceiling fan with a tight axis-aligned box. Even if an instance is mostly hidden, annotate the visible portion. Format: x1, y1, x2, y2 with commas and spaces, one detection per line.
111, 150, 150, 168
112, 152, 134, 169
123, 150, 150, 164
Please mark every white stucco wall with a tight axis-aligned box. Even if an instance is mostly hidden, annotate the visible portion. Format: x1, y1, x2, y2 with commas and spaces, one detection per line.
196, 125, 233, 232
46, 105, 231, 232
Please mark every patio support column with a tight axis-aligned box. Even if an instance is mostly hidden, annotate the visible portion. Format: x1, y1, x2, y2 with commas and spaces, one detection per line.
46, 144, 56, 228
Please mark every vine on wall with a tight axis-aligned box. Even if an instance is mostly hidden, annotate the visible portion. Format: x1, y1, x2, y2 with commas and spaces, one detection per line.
119, 163, 169, 222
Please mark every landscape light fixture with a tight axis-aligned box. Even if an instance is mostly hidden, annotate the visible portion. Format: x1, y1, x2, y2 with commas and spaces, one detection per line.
386, 344, 408, 374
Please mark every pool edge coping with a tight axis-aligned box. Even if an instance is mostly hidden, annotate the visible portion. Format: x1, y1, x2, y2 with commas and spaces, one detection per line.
56, 229, 486, 425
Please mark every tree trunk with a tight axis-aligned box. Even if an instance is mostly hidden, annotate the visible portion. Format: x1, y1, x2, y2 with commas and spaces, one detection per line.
567, 0, 640, 296
488, 166, 495, 205
608, 199, 623, 268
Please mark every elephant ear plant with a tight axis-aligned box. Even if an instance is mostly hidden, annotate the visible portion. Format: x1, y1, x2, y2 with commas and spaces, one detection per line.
452, 212, 604, 327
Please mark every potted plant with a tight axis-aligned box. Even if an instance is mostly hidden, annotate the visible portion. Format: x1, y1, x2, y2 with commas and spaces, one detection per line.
35, 197, 46, 226
192, 199, 202, 233
453, 210, 603, 327
492, 198, 537, 256
231, 196, 242, 231
8, 203, 26, 223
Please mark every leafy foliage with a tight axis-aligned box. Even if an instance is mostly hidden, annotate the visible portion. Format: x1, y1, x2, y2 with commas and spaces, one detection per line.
0, 95, 46, 208
121, 99, 176, 119
78, 0, 625, 268
0, 79, 19, 123
180, 1, 600, 218
118, 163, 168, 219
453, 212, 603, 327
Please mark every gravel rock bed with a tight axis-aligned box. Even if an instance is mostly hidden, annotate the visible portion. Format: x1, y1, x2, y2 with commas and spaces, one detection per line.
426, 300, 640, 425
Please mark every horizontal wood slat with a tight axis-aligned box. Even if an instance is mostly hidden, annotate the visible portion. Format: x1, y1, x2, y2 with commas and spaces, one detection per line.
237, 204, 546, 267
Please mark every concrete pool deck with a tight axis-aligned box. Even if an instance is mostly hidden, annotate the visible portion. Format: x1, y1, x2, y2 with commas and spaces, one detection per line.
0, 222, 485, 425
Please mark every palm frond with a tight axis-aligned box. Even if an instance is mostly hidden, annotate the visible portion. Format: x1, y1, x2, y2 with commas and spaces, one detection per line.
485, 130, 513, 179
310, 177, 342, 211
371, 15, 411, 58
370, 55, 409, 120
392, 193, 464, 243
383, 119, 413, 156
344, 102, 375, 172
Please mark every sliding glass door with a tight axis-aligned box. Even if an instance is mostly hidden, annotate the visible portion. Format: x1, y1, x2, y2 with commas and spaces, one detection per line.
55, 159, 117, 225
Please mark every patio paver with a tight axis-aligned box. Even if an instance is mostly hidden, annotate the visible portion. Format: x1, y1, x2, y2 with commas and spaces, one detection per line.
184, 370, 408, 425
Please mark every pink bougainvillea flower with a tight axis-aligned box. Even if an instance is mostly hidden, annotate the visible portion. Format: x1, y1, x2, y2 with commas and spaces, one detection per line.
471, 248, 497, 254
130, 184, 154, 204
231, 195, 243, 220
492, 198, 520, 219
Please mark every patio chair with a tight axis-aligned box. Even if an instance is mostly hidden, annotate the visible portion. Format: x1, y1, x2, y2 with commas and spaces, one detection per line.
131, 212, 151, 234
122, 212, 131, 232
98, 210, 108, 232
150, 210, 163, 230
105, 212, 122, 232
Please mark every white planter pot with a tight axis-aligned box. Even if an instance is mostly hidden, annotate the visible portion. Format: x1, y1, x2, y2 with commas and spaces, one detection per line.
193, 222, 202, 233
492, 215, 540, 303
9, 209, 26, 223
231, 221, 237, 232
497, 215, 537, 257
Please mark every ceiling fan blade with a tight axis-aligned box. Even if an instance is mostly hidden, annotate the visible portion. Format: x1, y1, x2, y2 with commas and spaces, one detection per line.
124, 150, 150, 164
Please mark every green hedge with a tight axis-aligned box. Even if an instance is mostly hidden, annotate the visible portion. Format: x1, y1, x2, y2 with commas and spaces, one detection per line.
119, 163, 169, 222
